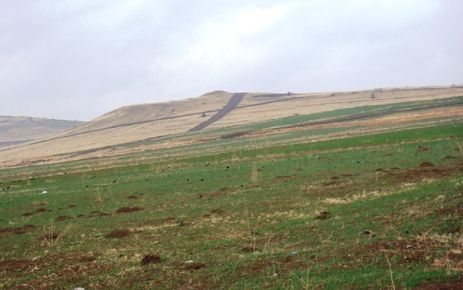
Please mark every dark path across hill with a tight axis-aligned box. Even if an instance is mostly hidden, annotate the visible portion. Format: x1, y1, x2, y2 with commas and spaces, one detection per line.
188, 93, 246, 132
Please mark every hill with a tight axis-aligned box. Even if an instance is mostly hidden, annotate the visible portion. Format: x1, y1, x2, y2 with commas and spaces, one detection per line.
0, 116, 81, 148
0, 86, 462, 167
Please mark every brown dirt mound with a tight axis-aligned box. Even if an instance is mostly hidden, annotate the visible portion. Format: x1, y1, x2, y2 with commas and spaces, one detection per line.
89, 210, 111, 217
323, 180, 338, 186
56, 215, 71, 221
341, 173, 355, 177
443, 155, 457, 160
273, 175, 296, 182
0, 224, 36, 238
315, 211, 331, 220
206, 187, 237, 198
419, 161, 434, 168
0, 259, 34, 271
105, 229, 131, 238
210, 208, 224, 215
14, 224, 36, 234
416, 146, 430, 152
141, 254, 162, 265
242, 246, 258, 253
163, 217, 177, 223
183, 262, 206, 271
115, 206, 144, 214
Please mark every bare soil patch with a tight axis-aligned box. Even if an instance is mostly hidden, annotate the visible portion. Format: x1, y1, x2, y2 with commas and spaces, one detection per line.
419, 161, 434, 168
416, 146, 431, 152
105, 229, 131, 238
315, 211, 331, 220
323, 180, 340, 187
443, 155, 457, 160
242, 245, 258, 253
385, 162, 463, 181
87, 210, 111, 217
363, 238, 442, 264
0, 252, 106, 289
204, 187, 237, 198
115, 206, 144, 214
0, 259, 34, 272
238, 255, 306, 275
183, 261, 206, 271
56, 215, 71, 221
273, 175, 296, 182
141, 254, 162, 265
0, 224, 36, 238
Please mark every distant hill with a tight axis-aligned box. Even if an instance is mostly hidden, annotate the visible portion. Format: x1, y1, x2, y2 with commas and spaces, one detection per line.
0, 85, 462, 167
0, 116, 82, 147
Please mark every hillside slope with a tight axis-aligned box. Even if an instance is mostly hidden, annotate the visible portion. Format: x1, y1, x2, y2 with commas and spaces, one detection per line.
0, 116, 81, 148
0, 86, 462, 167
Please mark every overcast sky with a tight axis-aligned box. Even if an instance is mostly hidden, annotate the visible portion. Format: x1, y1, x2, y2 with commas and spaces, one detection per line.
1, 0, 462, 120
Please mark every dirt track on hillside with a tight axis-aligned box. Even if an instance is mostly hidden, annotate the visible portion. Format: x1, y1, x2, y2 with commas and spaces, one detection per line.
188, 93, 246, 132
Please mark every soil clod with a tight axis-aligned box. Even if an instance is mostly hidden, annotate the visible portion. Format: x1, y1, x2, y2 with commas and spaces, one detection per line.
315, 211, 331, 220
56, 215, 71, 221
419, 161, 434, 168
115, 206, 144, 214
141, 254, 162, 265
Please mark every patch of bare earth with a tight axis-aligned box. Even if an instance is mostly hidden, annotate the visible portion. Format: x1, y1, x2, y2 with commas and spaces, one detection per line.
384, 161, 463, 182
115, 206, 144, 214
0, 224, 36, 238
363, 237, 444, 265
0, 252, 108, 290
141, 254, 162, 265
105, 229, 132, 238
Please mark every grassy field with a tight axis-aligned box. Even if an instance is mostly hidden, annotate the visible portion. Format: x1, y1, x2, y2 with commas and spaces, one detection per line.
0, 107, 462, 288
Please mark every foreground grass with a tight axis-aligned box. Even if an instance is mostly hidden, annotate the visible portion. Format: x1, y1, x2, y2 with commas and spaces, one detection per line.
0, 123, 462, 289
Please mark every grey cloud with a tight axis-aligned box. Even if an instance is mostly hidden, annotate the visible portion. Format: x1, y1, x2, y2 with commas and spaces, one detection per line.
0, 0, 462, 120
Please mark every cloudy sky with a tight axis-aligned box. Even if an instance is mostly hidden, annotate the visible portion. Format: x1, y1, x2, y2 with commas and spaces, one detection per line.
1, 0, 462, 120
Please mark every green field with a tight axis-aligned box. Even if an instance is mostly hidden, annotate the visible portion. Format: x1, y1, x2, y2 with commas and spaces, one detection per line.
1, 102, 462, 289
